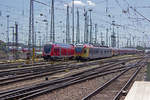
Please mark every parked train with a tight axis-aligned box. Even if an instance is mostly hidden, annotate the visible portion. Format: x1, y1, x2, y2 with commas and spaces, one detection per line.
75, 44, 142, 60
8, 46, 41, 53
42, 43, 142, 61
75, 44, 112, 60
42, 43, 75, 60
111, 48, 138, 56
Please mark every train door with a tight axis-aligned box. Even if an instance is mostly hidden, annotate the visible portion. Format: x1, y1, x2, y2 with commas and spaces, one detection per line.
89, 48, 92, 59
59, 48, 61, 57
54, 47, 60, 57
83, 47, 89, 59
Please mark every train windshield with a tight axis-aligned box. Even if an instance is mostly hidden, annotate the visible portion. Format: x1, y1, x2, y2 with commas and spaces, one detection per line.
44, 44, 52, 54
75, 47, 83, 53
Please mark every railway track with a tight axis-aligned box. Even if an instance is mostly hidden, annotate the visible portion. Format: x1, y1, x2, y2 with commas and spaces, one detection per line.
0, 57, 144, 100
0, 60, 76, 70
0, 60, 77, 77
81, 59, 147, 100
0, 56, 141, 77
0, 54, 141, 70
0, 57, 141, 86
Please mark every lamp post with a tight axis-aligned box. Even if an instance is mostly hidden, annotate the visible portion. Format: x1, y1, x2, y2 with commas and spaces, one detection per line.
10, 26, 15, 58
6, 15, 10, 45
72, 0, 74, 44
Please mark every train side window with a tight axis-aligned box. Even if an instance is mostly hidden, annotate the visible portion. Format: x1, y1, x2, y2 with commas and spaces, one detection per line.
90, 48, 92, 54
95, 49, 97, 54
96, 49, 98, 53
92, 49, 94, 54
93, 49, 95, 54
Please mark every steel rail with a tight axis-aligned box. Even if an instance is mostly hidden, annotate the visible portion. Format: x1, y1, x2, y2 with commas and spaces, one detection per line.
0, 56, 138, 84
0, 61, 114, 86
0, 62, 121, 96
113, 61, 147, 100
81, 60, 144, 100
3, 67, 127, 100
0, 61, 77, 77
0, 57, 140, 77
0, 59, 142, 100
0, 57, 137, 86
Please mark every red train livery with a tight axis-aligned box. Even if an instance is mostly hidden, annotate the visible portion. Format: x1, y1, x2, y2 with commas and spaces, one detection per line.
42, 43, 75, 60
43, 43, 144, 61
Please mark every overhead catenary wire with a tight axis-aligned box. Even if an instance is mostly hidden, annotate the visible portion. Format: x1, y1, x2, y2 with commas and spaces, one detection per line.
0, 0, 150, 47
130, 7, 150, 23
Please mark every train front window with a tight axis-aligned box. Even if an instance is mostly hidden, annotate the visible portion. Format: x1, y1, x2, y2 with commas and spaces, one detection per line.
84, 49, 87, 54
44, 44, 52, 54
75, 47, 83, 53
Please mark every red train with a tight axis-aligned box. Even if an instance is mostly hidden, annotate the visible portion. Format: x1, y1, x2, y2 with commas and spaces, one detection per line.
42, 43, 144, 61
112, 48, 143, 56
42, 43, 75, 60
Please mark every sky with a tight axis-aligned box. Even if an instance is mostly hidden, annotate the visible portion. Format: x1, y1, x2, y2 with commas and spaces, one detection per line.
0, 0, 150, 47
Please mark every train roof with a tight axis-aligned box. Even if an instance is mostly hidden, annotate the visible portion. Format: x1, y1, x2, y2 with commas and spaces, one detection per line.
110, 47, 138, 51
75, 44, 112, 50
44, 43, 74, 48
119, 48, 137, 50
75, 44, 93, 47
95, 46, 112, 50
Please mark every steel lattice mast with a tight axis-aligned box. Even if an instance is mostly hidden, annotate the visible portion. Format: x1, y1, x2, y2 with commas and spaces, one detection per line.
50, 0, 55, 43
72, 0, 74, 44
76, 8, 80, 44
66, 5, 70, 44
28, 0, 35, 61
84, 9, 89, 43
89, 9, 92, 44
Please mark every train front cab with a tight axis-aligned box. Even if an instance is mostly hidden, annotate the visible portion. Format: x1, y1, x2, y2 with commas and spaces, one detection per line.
75, 46, 90, 61
43, 44, 75, 60
43, 44, 52, 60
81, 47, 90, 60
